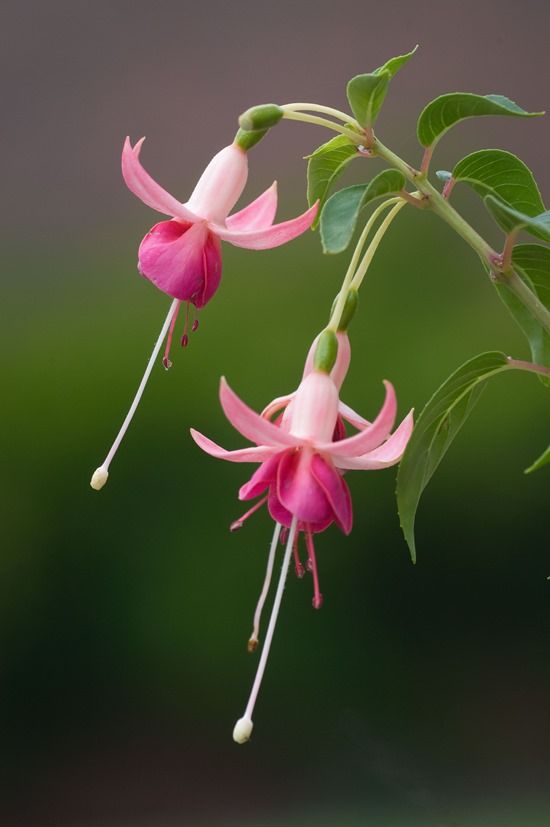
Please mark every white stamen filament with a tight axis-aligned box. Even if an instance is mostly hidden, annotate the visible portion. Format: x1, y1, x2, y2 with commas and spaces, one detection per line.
248, 522, 282, 652
233, 517, 298, 744
90, 298, 180, 490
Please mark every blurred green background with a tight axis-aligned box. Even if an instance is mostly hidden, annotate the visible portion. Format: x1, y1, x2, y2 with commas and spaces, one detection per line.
2, 1, 549, 825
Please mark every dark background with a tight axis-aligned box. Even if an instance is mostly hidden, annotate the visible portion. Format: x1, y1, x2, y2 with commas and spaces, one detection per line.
1, 1, 549, 824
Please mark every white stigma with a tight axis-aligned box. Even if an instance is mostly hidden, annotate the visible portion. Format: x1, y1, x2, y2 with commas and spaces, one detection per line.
232, 516, 298, 744
89, 298, 180, 490
233, 716, 253, 744
90, 466, 109, 490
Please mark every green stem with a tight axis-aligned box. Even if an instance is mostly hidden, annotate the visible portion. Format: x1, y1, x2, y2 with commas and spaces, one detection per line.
327, 198, 402, 331
282, 102, 358, 126
507, 358, 550, 377
281, 109, 363, 144
350, 200, 407, 291
372, 137, 550, 336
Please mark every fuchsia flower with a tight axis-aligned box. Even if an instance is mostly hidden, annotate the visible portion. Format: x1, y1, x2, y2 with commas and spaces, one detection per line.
122, 138, 318, 310
90, 140, 317, 492
190, 334, 413, 743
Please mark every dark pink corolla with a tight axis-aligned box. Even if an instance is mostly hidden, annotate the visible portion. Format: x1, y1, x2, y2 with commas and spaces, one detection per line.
122, 138, 318, 308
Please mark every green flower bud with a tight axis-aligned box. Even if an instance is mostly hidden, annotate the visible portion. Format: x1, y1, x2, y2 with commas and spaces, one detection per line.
330, 289, 359, 331
234, 127, 268, 151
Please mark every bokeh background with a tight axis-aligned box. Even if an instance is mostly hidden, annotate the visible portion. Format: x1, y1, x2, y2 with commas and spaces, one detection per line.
2, 1, 549, 824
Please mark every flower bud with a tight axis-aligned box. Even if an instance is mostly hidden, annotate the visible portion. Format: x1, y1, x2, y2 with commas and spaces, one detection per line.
330, 289, 358, 331
239, 104, 284, 132
234, 127, 268, 151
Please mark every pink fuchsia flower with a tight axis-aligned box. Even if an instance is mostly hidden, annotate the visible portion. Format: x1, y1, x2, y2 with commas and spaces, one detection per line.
89, 140, 317, 492
190, 339, 413, 743
122, 137, 318, 314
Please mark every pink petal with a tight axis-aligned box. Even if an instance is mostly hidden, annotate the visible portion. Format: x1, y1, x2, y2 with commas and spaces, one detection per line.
334, 410, 414, 470
310, 454, 353, 534
122, 137, 199, 222
190, 429, 279, 463
226, 182, 278, 231
276, 449, 333, 525
211, 202, 319, 250
319, 381, 397, 458
220, 378, 301, 449
239, 453, 283, 500
138, 220, 222, 306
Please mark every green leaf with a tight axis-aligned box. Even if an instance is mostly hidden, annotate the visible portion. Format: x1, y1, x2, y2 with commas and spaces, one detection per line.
453, 149, 544, 216
346, 46, 417, 128
417, 93, 543, 148
397, 352, 510, 562
320, 170, 406, 254
501, 244, 550, 386
524, 445, 550, 474
306, 135, 358, 226
484, 196, 550, 242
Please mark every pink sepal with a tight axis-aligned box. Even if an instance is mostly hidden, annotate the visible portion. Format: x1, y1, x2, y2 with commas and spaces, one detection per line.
122, 137, 199, 222
212, 202, 318, 250
226, 182, 278, 231
219, 378, 300, 449
190, 429, 279, 463
335, 410, 414, 470
320, 381, 397, 458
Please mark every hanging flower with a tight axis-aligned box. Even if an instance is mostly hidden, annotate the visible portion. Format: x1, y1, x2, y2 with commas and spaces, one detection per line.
190, 335, 413, 742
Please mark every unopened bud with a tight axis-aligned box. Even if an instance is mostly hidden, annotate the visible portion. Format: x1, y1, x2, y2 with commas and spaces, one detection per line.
313, 329, 338, 374
90, 466, 109, 491
239, 104, 284, 132
234, 127, 268, 152
233, 716, 253, 744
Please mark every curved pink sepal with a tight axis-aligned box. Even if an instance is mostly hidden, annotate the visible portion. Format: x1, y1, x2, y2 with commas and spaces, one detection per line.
310, 454, 353, 534
335, 410, 414, 470
190, 429, 279, 463
319, 381, 397, 458
226, 182, 278, 231
212, 201, 319, 249
219, 378, 300, 449
122, 137, 199, 222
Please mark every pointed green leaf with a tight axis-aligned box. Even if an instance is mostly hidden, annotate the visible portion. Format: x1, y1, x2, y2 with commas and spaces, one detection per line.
484, 197, 550, 242
417, 93, 543, 148
397, 352, 510, 562
346, 46, 418, 129
524, 445, 550, 474
306, 135, 358, 227
453, 149, 544, 216
346, 71, 391, 129
320, 169, 406, 253
500, 244, 550, 386
376, 45, 418, 78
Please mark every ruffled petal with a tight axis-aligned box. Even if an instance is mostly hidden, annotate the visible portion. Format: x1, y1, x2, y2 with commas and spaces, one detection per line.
239, 453, 283, 500
334, 410, 414, 470
220, 378, 301, 448
211, 202, 318, 249
138, 220, 221, 306
122, 137, 199, 222
310, 454, 353, 534
318, 381, 397, 458
190, 429, 279, 463
276, 449, 333, 525
226, 182, 278, 231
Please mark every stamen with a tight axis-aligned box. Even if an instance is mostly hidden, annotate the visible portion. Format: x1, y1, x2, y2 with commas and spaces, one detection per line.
232, 516, 298, 744
305, 527, 323, 610
230, 496, 268, 532
191, 309, 199, 333
181, 302, 191, 348
292, 532, 305, 579
162, 301, 182, 370
90, 298, 180, 491
247, 521, 282, 653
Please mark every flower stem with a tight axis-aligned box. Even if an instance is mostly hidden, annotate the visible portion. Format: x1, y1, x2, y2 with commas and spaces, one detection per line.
328, 198, 402, 331
350, 200, 407, 291
507, 357, 550, 377
90, 298, 180, 490
283, 102, 359, 126
281, 109, 363, 143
